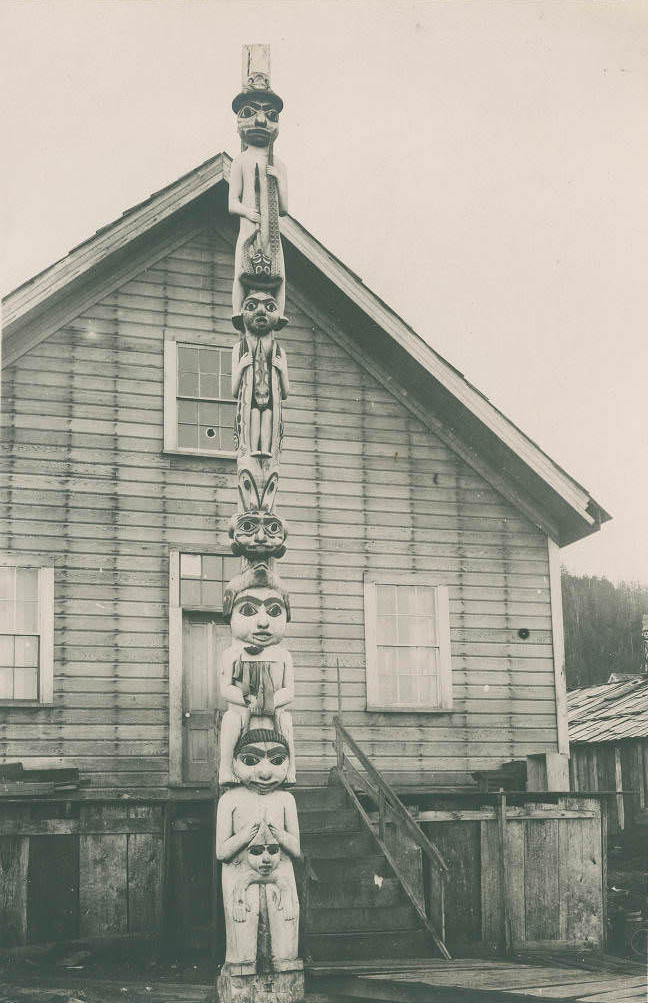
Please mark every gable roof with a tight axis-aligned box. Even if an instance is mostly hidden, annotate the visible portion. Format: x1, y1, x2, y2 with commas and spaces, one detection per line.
1, 151, 610, 547
568, 675, 648, 742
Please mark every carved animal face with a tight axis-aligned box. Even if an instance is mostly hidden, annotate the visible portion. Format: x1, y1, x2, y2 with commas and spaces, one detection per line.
247, 841, 281, 877
237, 99, 280, 147
230, 587, 288, 648
233, 740, 290, 792
230, 511, 286, 560
242, 291, 281, 336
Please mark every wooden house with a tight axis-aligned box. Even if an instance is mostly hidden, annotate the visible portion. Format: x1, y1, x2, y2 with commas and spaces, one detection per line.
0, 153, 611, 955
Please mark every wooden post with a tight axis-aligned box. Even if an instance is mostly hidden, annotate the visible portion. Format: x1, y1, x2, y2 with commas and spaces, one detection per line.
614, 746, 625, 831
336, 657, 342, 718
496, 792, 512, 956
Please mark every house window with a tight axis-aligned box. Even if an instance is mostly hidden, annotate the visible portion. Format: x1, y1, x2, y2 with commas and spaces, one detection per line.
0, 564, 54, 704
179, 552, 240, 610
364, 574, 452, 712
164, 339, 236, 455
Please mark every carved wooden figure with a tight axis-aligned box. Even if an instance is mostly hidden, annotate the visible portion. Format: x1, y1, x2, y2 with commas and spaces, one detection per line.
216, 731, 301, 976
218, 565, 295, 787
232, 289, 289, 463
229, 75, 287, 326
230, 469, 287, 562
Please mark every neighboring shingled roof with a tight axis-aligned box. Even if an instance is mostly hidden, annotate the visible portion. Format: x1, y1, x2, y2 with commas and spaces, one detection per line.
568, 675, 648, 742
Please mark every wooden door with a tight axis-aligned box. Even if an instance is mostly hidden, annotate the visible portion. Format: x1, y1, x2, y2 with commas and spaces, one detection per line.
181, 613, 229, 784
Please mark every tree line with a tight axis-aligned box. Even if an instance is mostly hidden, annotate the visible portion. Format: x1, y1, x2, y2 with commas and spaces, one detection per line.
562, 571, 648, 690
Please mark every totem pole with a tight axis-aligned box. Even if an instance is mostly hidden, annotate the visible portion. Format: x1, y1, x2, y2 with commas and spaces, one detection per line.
216, 45, 304, 1003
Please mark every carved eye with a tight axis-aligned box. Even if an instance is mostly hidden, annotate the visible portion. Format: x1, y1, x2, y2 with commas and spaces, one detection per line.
239, 602, 257, 617
239, 105, 256, 119
266, 603, 283, 618
240, 753, 260, 766
267, 844, 280, 854
270, 752, 287, 765
240, 519, 257, 534
266, 109, 279, 122
266, 520, 281, 535
248, 845, 264, 856
266, 302, 276, 312
244, 300, 257, 311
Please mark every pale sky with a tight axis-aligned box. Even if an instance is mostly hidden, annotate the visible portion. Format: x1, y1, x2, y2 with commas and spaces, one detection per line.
2, 0, 647, 584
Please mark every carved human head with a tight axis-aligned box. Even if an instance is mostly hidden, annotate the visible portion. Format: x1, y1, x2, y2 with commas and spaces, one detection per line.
241, 289, 282, 337
224, 564, 290, 624
246, 820, 281, 876
233, 729, 290, 792
230, 470, 288, 561
234, 96, 281, 148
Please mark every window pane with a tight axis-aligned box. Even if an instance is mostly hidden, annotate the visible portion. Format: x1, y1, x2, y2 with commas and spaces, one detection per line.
202, 555, 222, 582
0, 667, 13, 699
378, 673, 397, 704
376, 616, 397, 645
223, 557, 240, 582
396, 615, 419, 645
178, 346, 199, 372
408, 615, 434, 646
0, 601, 15, 632
220, 350, 231, 376
201, 582, 223, 608
219, 423, 235, 452
198, 402, 221, 425
0, 635, 14, 665
178, 423, 199, 448
15, 636, 39, 667
181, 554, 202, 578
398, 674, 415, 704
181, 580, 201, 607
178, 371, 199, 397
415, 586, 436, 618
16, 568, 38, 602
16, 601, 38, 633
377, 646, 398, 676
376, 585, 396, 616
200, 426, 220, 449
177, 400, 198, 424
14, 668, 38, 700
418, 673, 438, 706
199, 374, 220, 399
199, 348, 219, 374
0, 568, 14, 600
396, 586, 416, 615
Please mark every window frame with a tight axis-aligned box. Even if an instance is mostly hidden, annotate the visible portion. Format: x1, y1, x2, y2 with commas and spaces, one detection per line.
163, 331, 237, 459
0, 554, 54, 707
363, 572, 452, 713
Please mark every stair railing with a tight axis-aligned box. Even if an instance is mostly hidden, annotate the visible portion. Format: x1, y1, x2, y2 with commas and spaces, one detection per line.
333, 715, 452, 961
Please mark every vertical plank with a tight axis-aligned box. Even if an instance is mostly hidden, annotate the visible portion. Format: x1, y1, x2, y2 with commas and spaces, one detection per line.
128, 833, 163, 933
496, 793, 512, 955
558, 814, 603, 947
79, 805, 128, 937
423, 821, 481, 952
0, 836, 29, 946
548, 537, 569, 754
505, 821, 526, 947
480, 819, 502, 950
614, 747, 625, 831
636, 743, 645, 810
38, 566, 54, 703
27, 835, 79, 943
524, 819, 560, 942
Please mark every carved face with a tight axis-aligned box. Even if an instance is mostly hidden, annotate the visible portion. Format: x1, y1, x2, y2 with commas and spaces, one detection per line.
230, 510, 287, 560
247, 840, 281, 877
242, 291, 280, 336
237, 98, 280, 147
230, 588, 287, 648
233, 740, 290, 792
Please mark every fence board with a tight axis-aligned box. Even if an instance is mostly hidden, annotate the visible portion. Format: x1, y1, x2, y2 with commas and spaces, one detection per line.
558, 816, 603, 945
0, 835, 29, 945
524, 819, 560, 942
128, 833, 163, 933
79, 833, 128, 936
27, 834, 79, 943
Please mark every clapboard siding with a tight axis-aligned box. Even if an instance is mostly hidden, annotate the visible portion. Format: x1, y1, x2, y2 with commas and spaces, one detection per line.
0, 222, 557, 790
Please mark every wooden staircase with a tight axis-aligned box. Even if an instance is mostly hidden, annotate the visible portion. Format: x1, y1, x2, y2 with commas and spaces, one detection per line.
295, 780, 445, 963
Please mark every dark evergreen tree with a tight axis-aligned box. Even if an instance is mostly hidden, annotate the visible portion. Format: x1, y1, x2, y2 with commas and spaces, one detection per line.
561, 571, 648, 690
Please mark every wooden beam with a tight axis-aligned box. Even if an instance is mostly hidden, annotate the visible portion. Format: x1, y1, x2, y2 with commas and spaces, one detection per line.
548, 538, 569, 755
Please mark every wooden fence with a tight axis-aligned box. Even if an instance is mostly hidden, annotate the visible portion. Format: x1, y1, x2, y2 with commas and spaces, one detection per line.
570, 739, 648, 834
0, 798, 215, 953
418, 796, 605, 956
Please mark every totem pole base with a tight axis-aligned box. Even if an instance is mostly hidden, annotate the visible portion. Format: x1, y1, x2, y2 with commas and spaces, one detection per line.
217, 961, 304, 1003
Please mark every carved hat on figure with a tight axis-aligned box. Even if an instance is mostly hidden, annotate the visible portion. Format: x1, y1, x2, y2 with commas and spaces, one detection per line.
223, 563, 291, 623
230, 469, 288, 561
